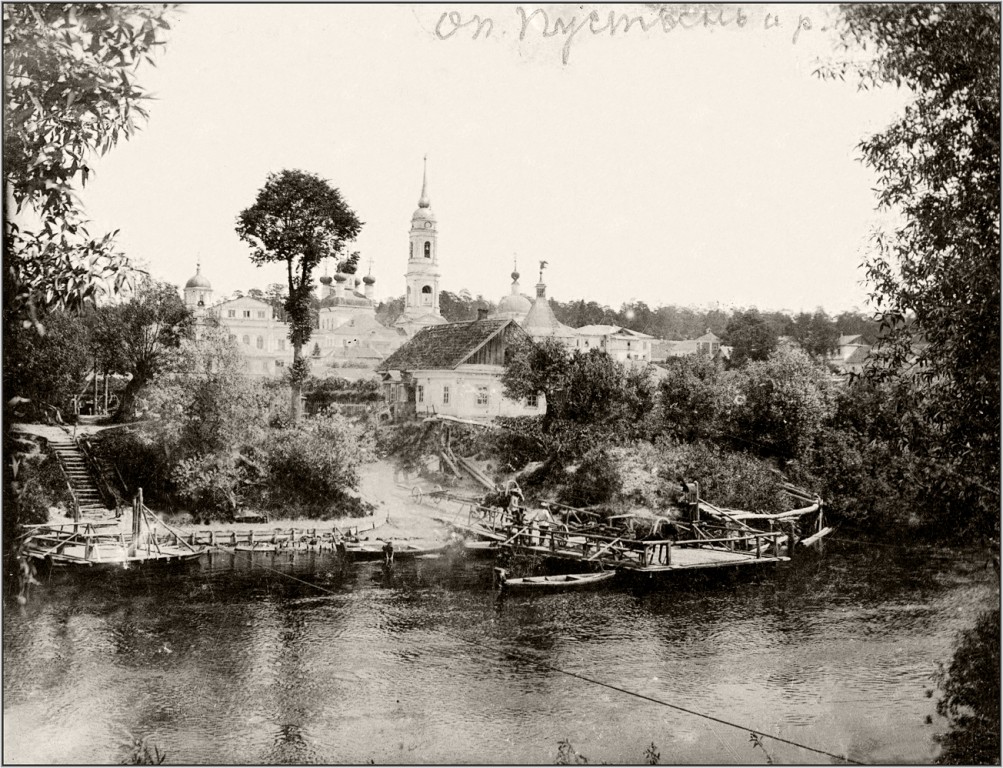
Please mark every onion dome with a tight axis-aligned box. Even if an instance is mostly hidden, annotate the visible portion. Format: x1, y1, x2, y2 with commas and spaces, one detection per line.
334, 273, 348, 283
363, 274, 376, 285
185, 263, 211, 290
354, 277, 361, 288
319, 275, 333, 286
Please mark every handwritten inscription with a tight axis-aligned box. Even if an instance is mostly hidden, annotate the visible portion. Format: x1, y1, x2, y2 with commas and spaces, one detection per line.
434, 6, 818, 65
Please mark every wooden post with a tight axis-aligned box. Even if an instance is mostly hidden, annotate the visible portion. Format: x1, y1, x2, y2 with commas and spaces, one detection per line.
133, 489, 143, 541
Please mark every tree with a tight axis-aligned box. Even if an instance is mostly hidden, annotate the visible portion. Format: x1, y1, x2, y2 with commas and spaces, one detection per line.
658, 354, 725, 442
790, 309, 840, 360
3, 4, 175, 331
821, 5, 1000, 535
107, 278, 193, 421
727, 343, 836, 461
3, 309, 90, 420
725, 309, 778, 367
502, 337, 654, 461
235, 170, 362, 422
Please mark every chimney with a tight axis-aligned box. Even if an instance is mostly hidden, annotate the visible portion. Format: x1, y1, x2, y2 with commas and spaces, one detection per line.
477, 308, 489, 321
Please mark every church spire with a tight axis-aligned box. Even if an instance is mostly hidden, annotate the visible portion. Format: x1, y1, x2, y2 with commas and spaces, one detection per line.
418, 154, 430, 208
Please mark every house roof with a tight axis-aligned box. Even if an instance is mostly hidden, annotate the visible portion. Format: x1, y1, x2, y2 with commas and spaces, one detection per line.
376, 318, 515, 372
837, 334, 864, 346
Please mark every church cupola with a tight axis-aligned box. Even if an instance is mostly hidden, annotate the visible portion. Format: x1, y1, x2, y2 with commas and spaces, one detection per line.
184, 262, 213, 309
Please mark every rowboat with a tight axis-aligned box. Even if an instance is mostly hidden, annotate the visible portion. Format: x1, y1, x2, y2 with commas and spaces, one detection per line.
344, 541, 447, 562
496, 568, 617, 591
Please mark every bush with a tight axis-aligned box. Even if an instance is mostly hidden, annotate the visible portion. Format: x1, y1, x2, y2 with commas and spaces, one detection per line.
172, 454, 242, 523
656, 438, 789, 514
559, 448, 622, 507
936, 608, 1001, 764
658, 355, 726, 441
726, 343, 835, 461
262, 411, 374, 517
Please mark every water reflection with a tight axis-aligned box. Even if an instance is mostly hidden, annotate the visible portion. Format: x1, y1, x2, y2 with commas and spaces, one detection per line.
3, 541, 996, 764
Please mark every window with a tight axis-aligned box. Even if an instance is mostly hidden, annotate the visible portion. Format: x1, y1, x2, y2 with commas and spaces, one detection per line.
242, 335, 250, 345
257, 311, 265, 319
421, 285, 432, 305
277, 339, 285, 351
424, 241, 431, 258
256, 336, 264, 349
227, 310, 236, 318
442, 385, 450, 405
417, 385, 424, 404
242, 310, 251, 318
527, 393, 538, 408
476, 386, 489, 406
410, 242, 414, 259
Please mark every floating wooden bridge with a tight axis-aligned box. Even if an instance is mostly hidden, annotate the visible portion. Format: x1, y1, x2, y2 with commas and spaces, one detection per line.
498, 523, 792, 574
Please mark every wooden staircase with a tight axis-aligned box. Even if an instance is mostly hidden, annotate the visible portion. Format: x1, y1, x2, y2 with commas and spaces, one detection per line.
47, 436, 115, 520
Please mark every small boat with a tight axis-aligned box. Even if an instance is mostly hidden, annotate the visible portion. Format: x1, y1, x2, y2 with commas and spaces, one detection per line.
233, 542, 279, 553
497, 568, 617, 592
462, 540, 501, 558
344, 541, 447, 562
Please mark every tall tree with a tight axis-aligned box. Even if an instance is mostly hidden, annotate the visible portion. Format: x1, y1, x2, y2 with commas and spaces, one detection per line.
822, 5, 1000, 534
3, 4, 175, 331
725, 309, 778, 368
235, 170, 362, 422
109, 278, 193, 421
790, 309, 840, 360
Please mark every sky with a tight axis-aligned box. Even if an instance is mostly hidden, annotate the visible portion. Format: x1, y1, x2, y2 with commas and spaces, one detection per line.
78, 3, 912, 315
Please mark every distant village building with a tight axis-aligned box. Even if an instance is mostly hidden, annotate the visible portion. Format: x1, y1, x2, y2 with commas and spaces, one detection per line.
652, 331, 725, 361
828, 334, 872, 375
377, 315, 544, 421
574, 325, 654, 367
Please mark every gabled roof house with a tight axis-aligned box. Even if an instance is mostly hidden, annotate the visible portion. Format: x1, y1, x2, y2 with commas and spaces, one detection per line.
377, 315, 544, 421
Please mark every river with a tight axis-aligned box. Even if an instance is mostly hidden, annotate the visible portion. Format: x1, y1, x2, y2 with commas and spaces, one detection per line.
3, 540, 996, 764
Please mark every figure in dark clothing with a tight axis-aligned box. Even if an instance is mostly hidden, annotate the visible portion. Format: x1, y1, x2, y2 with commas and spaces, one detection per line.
382, 540, 394, 565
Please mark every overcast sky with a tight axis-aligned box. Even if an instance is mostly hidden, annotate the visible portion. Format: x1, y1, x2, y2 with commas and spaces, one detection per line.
79, 3, 910, 315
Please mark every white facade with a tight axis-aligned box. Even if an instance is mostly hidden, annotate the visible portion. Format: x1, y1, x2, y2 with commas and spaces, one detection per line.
409, 366, 544, 419
211, 296, 294, 376
575, 325, 653, 367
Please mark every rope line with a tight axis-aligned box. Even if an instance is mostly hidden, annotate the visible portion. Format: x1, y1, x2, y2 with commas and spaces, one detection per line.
215, 546, 862, 765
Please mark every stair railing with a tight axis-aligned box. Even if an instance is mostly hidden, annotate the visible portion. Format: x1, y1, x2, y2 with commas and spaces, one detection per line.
76, 435, 123, 516
50, 440, 81, 524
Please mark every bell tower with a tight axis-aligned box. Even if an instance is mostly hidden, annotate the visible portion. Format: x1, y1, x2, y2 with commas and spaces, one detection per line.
397, 156, 445, 333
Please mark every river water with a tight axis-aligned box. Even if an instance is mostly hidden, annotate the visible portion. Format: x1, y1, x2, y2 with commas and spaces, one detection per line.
3, 540, 996, 765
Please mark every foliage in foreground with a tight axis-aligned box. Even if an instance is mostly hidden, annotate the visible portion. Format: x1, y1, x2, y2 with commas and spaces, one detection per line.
822, 4, 1000, 539
4, 4, 175, 335
935, 608, 1001, 765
